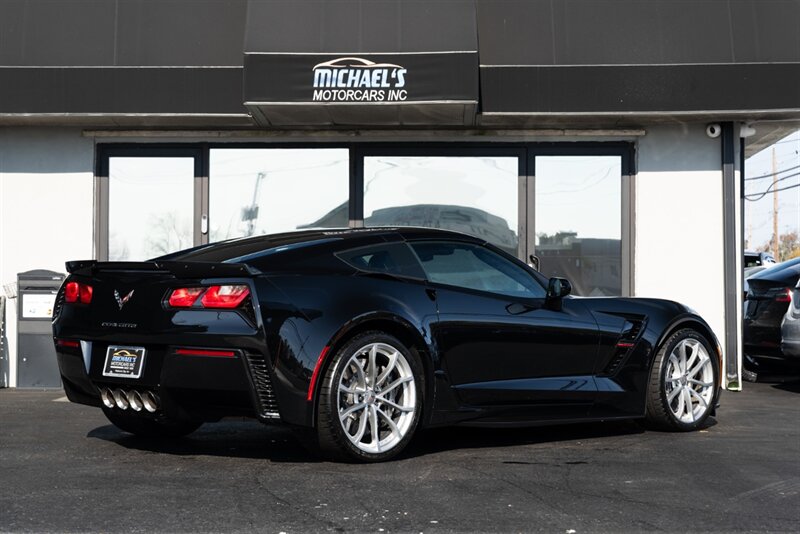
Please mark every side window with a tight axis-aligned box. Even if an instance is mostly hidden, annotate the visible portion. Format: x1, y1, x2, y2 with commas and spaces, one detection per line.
410, 241, 546, 298
336, 243, 425, 279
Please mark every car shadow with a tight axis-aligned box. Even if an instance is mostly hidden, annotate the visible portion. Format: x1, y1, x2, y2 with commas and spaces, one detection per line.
769, 377, 800, 393
402, 419, 649, 459
88, 420, 319, 462
89, 417, 654, 463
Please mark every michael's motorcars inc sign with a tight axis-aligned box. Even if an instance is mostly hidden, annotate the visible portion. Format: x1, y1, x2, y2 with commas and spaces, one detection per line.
312, 57, 408, 102
244, 52, 477, 106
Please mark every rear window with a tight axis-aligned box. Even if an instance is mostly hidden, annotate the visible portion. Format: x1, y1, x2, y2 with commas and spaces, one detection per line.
336, 243, 425, 279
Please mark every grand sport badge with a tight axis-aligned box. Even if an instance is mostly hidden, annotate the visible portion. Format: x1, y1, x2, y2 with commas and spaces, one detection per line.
312, 57, 407, 102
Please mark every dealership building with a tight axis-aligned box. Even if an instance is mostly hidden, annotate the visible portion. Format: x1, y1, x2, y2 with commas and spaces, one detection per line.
1, 0, 799, 389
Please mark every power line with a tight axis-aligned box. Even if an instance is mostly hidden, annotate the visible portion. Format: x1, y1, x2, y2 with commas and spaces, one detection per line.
745, 163, 800, 181
745, 180, 800, 201
746, 170, 800, 191
744, 173, 800, 203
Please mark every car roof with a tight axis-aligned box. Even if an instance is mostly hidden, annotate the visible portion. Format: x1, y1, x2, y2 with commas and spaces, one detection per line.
157, 227, 484, 263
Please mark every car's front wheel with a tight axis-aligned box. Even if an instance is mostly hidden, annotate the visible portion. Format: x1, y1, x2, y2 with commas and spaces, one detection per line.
316, 332, 423, 462
645, 328, 719, 431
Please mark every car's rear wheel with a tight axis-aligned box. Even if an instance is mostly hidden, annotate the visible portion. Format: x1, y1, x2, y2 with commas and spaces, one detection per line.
316, 332, 423, 462
645, 329, 719, 431
101, 406, 202, 438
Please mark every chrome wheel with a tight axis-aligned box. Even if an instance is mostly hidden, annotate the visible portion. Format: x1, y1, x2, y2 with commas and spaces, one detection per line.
664, 338, 714, 424
337, 342, 417, 454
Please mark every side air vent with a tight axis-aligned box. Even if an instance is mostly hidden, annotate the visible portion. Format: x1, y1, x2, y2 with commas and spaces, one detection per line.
52, 286, 66, 320
243, 352, 280, 419
620, 319, 644, 343
601, 319, 646, 376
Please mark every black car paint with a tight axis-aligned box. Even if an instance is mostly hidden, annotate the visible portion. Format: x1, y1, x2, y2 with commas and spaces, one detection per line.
781, 280, 800, 358
54, 228, 720, 430
744, 257, 800, 368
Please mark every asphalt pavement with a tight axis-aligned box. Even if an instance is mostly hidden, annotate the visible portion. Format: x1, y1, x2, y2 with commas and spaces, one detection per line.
1, 380, 798, 533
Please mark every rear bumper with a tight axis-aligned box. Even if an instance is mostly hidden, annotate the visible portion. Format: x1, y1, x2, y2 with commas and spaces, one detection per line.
55, 341, 280, 424
780, 340, 800, 359
743, 322, 783, 358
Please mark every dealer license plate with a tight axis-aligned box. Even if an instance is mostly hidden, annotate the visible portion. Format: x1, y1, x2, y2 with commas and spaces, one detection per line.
103, 346, 146, 379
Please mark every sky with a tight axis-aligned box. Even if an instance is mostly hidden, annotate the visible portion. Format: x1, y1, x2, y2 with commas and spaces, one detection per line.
744, 129, 800, 251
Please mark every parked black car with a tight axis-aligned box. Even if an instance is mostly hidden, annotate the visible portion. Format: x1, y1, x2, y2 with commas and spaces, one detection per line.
744, 250, 776, 268
744, 257, 800, 380
53, 228, 721, 462
780, 279, 800, 359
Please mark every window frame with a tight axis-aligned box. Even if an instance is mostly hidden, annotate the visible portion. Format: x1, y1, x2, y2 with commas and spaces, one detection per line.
95, 141, 635, 297
95, 145, 205, 261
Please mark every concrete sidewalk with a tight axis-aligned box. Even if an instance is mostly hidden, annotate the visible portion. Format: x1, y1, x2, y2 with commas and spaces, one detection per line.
1, 381, 798, 533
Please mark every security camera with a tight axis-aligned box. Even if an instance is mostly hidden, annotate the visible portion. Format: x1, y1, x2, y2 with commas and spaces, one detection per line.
706, 124, 722, 138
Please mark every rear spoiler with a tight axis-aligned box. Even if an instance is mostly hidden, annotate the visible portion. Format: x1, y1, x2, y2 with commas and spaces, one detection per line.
65, 260, 261, 278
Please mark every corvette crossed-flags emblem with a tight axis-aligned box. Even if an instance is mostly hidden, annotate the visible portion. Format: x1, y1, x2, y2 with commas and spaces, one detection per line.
114, 289, 135, 311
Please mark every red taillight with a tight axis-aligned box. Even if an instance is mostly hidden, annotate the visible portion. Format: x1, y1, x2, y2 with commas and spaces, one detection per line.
175, 348, 236, 358
64, 281, 92, 304
200, 285, 250, 309
167, 285, 250, 309
64, 282, 79, 303
776, 288, 791, 303
55, 338, 80, 348
168, 287, 204, 307
79, 284, 93, 304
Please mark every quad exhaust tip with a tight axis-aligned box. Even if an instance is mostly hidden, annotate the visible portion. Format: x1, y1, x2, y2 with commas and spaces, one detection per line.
112, 388, 129, 410
100, 388, 115, 409
126, 390, 143, 412
142, 391, 159, 413
100, 388, 159, 413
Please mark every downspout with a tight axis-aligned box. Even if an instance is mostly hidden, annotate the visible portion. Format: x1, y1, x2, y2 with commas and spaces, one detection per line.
721, 122, 742, 390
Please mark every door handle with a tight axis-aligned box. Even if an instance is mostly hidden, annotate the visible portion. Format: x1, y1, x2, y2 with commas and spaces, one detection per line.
425, 288, 437, 301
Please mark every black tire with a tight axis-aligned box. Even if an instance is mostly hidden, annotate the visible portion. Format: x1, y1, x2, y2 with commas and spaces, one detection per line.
742, 367, 758, 383
102, 407, 202, 438
316, 331, 424, 462
645, 328, 719, 431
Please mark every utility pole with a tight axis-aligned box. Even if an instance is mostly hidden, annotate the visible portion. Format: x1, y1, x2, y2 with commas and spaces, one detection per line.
242, 171, 266, 237
772, 147, 780, 261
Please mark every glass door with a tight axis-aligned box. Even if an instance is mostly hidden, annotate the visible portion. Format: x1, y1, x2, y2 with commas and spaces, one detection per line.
97, 148, 206, 261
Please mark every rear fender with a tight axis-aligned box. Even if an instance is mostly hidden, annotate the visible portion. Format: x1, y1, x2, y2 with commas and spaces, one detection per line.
308, 312, 439, 429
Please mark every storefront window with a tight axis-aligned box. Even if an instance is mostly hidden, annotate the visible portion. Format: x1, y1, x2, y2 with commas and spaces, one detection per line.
108, 157, 195, 261
534, 155, 622, 296
363, 156, 519, 256
209, 149, 349, 241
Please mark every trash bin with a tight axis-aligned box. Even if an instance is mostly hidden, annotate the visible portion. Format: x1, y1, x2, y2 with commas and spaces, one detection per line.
17, 270, 65, 387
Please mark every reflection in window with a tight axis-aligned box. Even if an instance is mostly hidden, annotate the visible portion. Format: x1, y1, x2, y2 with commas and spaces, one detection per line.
336, 243, 425, 279
535, 156, 622, 296
411, 242, 546, 298
108, 157, 194, 261
363, 156, 519, 256
209, 149, 349, 241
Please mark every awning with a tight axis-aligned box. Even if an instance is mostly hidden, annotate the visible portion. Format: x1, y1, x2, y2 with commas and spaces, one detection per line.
476, 0, 800, 125
242, 0, 479, 127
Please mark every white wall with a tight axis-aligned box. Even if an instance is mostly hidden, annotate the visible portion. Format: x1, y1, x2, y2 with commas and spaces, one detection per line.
0, 127, 94, 387
635, 124, 740, 387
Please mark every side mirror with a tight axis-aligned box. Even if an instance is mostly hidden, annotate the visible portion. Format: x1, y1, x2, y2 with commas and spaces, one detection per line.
546, 277, 572, 300
528, 254, 540, 271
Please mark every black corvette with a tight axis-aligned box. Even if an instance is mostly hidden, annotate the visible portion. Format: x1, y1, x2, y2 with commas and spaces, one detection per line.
54, 227, 721, 461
